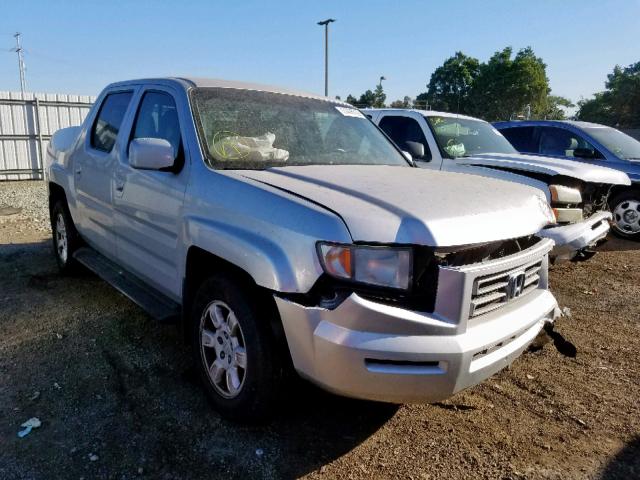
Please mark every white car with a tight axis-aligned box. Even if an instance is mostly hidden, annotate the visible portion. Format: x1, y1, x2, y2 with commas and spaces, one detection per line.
366, 109, 632, 261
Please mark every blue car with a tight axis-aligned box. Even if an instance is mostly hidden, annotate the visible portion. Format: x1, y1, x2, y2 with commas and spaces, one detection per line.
494, 120, 640, 240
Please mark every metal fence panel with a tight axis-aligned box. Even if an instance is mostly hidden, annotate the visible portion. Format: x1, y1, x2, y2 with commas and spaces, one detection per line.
0, 91, 95, 180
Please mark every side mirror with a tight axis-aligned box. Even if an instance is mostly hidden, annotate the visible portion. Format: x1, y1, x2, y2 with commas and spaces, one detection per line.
129, 138, 176, 170
401, 150, 413, 162
405, 141, 427, 161
573, 147, 596, 159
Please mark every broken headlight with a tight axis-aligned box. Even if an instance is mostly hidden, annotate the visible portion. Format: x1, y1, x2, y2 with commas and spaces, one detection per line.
317, 242, 412, 290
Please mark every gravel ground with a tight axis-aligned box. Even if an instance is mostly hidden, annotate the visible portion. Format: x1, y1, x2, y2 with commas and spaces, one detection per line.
0, 181, 50, 233
0, 180, 639, 480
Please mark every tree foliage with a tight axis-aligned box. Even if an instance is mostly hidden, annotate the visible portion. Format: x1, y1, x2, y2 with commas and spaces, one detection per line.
577, 61, 640, 128
415, 47, 560, 121
468, 47, 550, 121
389, 96, 412, 108
421, 51, 479, 113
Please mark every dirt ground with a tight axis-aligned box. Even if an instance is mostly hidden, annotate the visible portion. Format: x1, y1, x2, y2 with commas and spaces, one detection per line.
1, 197, 639, 479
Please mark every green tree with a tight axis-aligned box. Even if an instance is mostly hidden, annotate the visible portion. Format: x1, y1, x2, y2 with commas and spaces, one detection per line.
345, 94, 358, 106
417, 51, 480, 113
373, 84, 386, 108
541, 95, 575, 120
357, 90, 377, 108
468, 47, 550, 121
389, 96, 412, 108
577, 61, 640, 128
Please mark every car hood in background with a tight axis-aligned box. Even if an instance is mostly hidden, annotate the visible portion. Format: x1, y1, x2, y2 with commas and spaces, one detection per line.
237, 165, 554, 247
458, 153, 631, 186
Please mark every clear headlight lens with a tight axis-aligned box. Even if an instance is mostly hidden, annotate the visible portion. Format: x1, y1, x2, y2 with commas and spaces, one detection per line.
317, 243, 412, 290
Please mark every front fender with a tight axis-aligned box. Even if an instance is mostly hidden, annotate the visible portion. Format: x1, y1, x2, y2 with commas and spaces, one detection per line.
185, 215, 323, 293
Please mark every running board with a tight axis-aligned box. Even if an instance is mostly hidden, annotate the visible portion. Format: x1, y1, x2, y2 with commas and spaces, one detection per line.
73, 247, 181, 323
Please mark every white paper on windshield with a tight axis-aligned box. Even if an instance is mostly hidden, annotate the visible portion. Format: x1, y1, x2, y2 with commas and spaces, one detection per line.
335, 106, 366, 119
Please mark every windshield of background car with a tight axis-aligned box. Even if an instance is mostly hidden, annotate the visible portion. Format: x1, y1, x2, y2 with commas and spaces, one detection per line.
190, 87, 408, 170
425, 115, 519, 158
583, 126, 640, 160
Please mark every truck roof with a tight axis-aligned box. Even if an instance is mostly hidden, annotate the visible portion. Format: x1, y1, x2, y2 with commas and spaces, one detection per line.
105, 76, 343, 104
365, 108, 481, 122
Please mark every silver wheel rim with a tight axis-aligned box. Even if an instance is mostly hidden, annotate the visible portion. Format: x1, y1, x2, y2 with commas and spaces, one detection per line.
199, 300, 247, 399
613, 199, 640, 234
55, 213, 68, 264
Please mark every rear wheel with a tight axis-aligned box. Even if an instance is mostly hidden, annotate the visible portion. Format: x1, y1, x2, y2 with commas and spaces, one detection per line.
51, 200, 82, 273
191, 273, 284, 422
610, 190, 640, 240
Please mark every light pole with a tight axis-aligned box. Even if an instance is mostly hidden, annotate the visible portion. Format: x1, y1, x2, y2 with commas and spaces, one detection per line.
317, 18, 335, 97
12, 32, 26, 98
378, 76, 386, 89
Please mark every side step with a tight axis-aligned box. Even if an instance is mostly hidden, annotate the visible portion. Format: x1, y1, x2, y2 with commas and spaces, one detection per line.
74, 247, 181, 323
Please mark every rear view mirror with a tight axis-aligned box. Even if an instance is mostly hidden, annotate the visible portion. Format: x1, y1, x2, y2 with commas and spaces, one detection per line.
405, 141, 427, 161
129, 138, 175, 170
573, 147, 596, 159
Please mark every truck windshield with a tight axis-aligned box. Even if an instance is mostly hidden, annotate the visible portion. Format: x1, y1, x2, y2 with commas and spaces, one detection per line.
190, 87, 408, 170
425, 115, 518, 158
583, 126, 640, 161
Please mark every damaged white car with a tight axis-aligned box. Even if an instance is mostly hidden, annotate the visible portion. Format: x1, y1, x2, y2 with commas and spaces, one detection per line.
47, 78, 560, 421
367, 109, 632, 261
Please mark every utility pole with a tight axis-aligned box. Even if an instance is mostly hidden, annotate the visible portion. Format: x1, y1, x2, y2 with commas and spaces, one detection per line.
12, 32, 27, 97
317, 18, 335, 97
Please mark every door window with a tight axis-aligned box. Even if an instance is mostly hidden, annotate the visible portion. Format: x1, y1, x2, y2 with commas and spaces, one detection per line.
130, 91, 182, 158
90, 92, 134, 152
538, 127, 601, 158
500, 126, 536, 153
378, 116, 432, 161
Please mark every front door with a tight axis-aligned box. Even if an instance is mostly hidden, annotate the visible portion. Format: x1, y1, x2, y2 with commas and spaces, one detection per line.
112, 88, 189, 299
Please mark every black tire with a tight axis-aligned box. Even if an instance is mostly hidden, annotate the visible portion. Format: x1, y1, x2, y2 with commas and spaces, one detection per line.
609, 190, 640, 240
191, 273, 284, 422
50, 199, 82, 274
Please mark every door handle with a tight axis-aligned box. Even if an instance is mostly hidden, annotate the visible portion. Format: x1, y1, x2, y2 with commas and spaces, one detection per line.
75, 167, 82, 175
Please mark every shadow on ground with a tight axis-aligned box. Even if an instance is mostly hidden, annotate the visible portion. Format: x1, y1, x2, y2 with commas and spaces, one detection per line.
0, 239, 397, 479
599, 436, 640, 480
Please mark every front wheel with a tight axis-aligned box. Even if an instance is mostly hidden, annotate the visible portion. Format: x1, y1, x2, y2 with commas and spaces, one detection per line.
50, 200, 82, 273
191, 273, 284, 422
610, 190, 640, 240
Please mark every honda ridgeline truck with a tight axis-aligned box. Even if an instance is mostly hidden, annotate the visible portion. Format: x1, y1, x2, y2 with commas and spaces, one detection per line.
47, 78, 559, 421
366, 109, 631, 261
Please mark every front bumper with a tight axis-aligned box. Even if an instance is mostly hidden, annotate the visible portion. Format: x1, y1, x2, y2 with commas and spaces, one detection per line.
538, 211, 611, 261
275, 286, 558, 404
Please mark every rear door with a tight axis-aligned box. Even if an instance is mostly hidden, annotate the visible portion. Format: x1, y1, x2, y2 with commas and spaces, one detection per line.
499, 126, 538, 154
112, 87, 189, 299
74, 90, 134, 259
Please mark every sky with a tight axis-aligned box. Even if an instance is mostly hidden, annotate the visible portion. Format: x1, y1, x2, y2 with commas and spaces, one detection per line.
0, 0, 638, 106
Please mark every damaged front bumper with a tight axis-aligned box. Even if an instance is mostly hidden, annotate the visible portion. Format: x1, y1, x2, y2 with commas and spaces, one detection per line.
274, 238, 559, 404
538, 211, 611, 261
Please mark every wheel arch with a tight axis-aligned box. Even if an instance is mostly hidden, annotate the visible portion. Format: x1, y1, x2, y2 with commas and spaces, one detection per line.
181, 246, 289, 362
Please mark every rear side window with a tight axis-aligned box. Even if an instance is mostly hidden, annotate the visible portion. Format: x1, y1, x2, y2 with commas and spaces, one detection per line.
500, 126, 536, 153
90, 92, 133, 152
131, 91, 182, 156
378, 115, 432, 161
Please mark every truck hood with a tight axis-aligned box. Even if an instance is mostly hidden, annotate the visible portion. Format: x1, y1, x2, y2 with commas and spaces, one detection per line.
237, 165, 554, 247
458, 153, 631, 186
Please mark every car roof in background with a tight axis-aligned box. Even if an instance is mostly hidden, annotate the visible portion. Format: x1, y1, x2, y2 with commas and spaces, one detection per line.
103, 76, 347, 104
493, 119, 608, 129
367, 108, 482, 122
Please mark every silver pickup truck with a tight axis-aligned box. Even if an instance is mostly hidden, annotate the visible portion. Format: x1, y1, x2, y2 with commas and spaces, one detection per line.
366, 109, 631, 261
47, 77, 559, 421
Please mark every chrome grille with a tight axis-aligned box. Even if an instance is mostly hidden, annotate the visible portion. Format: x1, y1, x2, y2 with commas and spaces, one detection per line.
470, 259, 543, 318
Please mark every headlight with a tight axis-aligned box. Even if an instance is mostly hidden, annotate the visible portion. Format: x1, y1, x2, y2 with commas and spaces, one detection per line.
317, 242, 412, 290
549, 185, 582, 205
